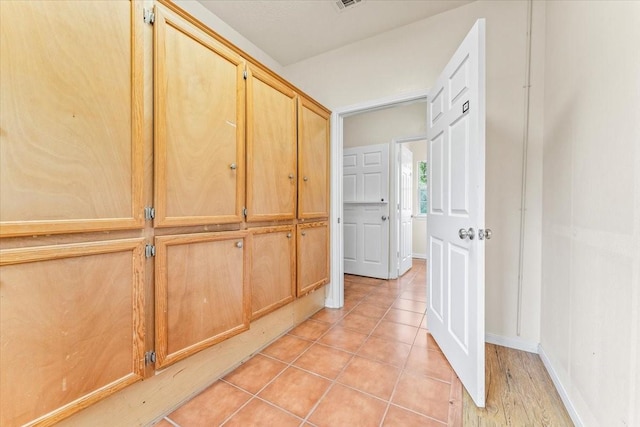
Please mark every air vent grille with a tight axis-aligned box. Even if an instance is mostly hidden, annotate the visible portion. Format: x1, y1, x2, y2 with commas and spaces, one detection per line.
334, 0, 363, 12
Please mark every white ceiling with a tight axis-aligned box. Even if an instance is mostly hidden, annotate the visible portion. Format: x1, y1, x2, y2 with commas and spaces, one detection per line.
198, 0, 474, 66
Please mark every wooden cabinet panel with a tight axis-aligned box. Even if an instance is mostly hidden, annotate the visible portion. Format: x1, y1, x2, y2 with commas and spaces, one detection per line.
0, 239, 145, 426
250, 225, 296, 320
0, 0, 144, 237
155, 231, 250, 368
297, 222, 329, 296
246, 67, 298, 221
154, 4, 245, 227
298, 98, 330, 220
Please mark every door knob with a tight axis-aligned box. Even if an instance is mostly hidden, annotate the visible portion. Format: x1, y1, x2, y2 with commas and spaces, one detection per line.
230, 163, 237, 170
478, 229, 492, 240
458, 227, 475, 240
288, 173, 294, 179
235, 241, 243, 248
382, 215, 388, 221
303, 176, 309, 181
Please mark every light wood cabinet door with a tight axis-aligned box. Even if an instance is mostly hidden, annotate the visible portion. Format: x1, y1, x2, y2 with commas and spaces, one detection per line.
297, 221, 329, 296
0, 240, 145, 426
250, 225, 296, 320
246, 67, 298, 221
298, 98, 330, 220
155, 231, 250, 369
154, 4, 245, 227
0, 0, 144, 237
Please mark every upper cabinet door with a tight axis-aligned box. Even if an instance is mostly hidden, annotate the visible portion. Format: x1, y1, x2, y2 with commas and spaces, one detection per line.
154, 4, 245, 227
246, 66, 298, 222
298, 97, 330, 220
0, 0, 144, 237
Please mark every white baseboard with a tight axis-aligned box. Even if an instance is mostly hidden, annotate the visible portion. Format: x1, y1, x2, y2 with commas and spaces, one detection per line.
538, 345, 583, 427
412, 253, 426, 260
485, 333, 538, 353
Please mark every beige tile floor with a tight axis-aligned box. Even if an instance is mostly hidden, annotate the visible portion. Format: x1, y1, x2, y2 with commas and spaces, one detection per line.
153, 259, 462, 426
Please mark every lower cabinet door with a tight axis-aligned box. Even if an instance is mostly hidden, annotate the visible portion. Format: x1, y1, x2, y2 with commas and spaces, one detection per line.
297, 221, 329, 296
250, 225, 296, 320
0, 239, 146, 427
155, 231, 250, 369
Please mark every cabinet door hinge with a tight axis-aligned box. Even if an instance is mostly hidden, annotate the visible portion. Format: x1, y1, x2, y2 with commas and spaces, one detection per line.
145, 244, 156, 258
145, 351, 156, 365
143, 8, 155, 25
242, 207, 248, 217
144, 206, 155, 220
243, 70, 248, 80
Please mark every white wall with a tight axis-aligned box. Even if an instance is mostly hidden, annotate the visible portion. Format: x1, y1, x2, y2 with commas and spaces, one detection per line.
540, 1, 640, 425
343, 101, 426, 148
285, 0, 545, 346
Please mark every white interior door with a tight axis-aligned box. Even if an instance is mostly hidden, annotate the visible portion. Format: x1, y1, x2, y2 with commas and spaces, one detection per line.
343, 144, 389, 279
398, 145, 413, 276
426, 19, 486, 407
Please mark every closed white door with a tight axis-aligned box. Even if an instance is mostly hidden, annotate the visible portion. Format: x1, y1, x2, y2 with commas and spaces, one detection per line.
343, 144, 389, 279
426, 19, 486, 407
398, 145, 413, 276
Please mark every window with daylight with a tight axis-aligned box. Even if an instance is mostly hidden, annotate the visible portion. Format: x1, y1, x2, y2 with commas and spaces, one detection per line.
418, 161, 428, 215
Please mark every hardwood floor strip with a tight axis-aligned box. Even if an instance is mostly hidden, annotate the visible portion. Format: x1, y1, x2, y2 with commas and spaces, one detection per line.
463, 344, 573, 426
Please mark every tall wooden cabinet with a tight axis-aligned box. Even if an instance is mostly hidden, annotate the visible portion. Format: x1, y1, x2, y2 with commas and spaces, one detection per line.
246, 67, 298, 222
153, 5, 245, 227
0, 0, 144, 237
0, 1, 146, 426
0, 1, 330, 425
298, 98, 331, 220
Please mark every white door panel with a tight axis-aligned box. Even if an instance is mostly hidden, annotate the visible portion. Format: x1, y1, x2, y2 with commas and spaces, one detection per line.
426, 19, 486, 408
343, 144, 390, 279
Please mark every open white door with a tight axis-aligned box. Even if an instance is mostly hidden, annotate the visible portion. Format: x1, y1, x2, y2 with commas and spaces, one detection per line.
398, 145, 413, 276
426, 19, 486, 407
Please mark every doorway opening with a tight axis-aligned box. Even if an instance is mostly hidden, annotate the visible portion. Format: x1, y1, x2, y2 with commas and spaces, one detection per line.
326, 90, 428, 310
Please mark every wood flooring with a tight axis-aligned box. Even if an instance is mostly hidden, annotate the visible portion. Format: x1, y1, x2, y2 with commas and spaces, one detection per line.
463, 344, 573, 426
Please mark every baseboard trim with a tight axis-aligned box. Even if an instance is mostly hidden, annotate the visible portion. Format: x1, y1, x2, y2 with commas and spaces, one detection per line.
412, 253, 426, 260
485, 333, 538, 353
538, 345, 583, 427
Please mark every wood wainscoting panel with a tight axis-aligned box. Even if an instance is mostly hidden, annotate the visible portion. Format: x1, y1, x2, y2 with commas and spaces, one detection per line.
0, 0, 144, 237
0, 239, 145, 426
250, 225, 296, 320
153, 4, 245, 227
155, 231, 251, 369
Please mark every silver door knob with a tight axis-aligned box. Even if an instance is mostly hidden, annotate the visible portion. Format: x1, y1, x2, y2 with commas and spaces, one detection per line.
458, 227, 475, 240
303, 176, 308, 181
478, 229, 492, 240
230, 163, 237, 170
235, 241, 243, 248
286, 233, 292, 238
381, 215, 388, 221
301, 231, 306, 236
288, 173, 294, 179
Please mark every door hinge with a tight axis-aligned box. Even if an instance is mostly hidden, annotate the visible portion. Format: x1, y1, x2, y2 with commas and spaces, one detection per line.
145, 244, 156, 258
144, 206, 155, 220
243, 70, 248, 80
143, 8, 155, 25
145, 351, 156, 365
242, 207, 248, 217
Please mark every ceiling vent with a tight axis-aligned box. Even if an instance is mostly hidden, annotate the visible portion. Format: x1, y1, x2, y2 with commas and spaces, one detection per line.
333, 0, 364, 13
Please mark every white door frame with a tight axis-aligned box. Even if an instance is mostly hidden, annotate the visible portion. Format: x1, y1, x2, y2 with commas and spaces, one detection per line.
389, 135, 427, 280
326, 90, 428, 308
